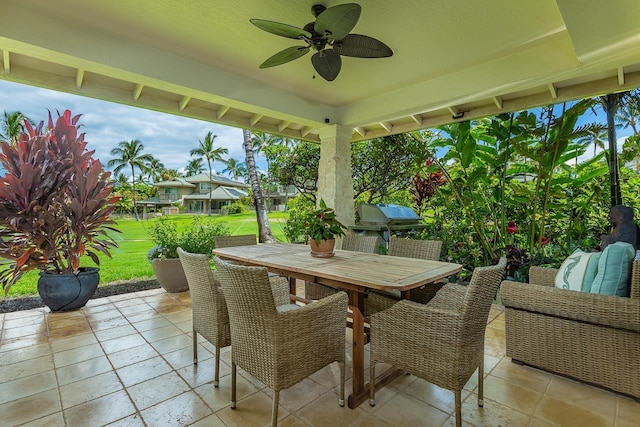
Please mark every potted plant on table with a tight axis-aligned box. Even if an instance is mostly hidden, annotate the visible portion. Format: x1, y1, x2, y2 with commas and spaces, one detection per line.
0, 110, 120, 311
146, 217, 229, 292
303, 199, 347, 257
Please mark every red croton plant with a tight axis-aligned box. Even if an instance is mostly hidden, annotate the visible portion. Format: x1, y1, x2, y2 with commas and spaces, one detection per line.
0, 110, 120, 294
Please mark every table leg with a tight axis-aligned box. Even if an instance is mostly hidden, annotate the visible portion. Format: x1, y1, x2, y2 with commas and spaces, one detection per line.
347, 290, 365, 408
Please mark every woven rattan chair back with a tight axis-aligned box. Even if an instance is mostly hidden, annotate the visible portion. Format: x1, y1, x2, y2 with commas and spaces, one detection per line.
177, 248, 230, 386
214, 234, 257, 248
214, 256, 347, 426
388, 236, 442, 260
340, 234, 380, 253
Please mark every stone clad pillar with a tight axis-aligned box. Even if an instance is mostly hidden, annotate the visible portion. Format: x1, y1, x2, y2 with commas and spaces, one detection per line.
317, 125, 355, 227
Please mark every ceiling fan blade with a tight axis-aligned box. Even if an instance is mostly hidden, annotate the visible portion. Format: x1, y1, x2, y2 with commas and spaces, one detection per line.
250, 19, 312, 40
311, 49, 342, 81
314, 3, 361, 41
259, 46, 310, 68
333, 34, 394, 58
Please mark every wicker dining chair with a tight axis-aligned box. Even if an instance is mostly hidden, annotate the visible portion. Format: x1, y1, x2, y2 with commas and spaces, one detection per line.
369, 257, 506, 427
213, 234, 289, 306
177, 248, 230, 387
305, 234, 380, 300
214, 256, 347, 426
366, 236, 444, 315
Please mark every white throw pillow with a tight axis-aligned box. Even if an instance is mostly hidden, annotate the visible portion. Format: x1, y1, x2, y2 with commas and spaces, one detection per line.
554, 249, 599, 292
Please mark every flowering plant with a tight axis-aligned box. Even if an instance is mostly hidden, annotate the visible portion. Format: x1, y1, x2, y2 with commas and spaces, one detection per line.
303, 199, 347, 244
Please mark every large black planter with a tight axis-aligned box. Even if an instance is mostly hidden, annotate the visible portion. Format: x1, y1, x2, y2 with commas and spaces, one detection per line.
38, 267, 100, 311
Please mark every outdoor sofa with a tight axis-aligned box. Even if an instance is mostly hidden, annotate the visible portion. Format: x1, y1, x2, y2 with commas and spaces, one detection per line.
500, 259, 640, 400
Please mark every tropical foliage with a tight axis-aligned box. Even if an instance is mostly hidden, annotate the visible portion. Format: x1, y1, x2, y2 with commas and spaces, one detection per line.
146, 216, 229, 260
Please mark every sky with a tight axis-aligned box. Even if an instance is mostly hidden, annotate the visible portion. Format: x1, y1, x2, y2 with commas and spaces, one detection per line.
0, 79, 262, 177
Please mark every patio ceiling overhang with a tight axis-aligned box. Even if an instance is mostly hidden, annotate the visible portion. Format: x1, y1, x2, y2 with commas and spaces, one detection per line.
1, 0, 640, 145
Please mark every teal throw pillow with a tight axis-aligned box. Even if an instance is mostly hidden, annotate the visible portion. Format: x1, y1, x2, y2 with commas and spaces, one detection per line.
590, 242, 635, 296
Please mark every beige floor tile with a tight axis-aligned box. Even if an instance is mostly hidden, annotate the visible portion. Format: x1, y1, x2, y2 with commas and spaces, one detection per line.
63, 390, 136, 427
481, 375, 543, 415
20, 411, 65, 427
0, 354, 54, 382
47, 313, 88, 330
89, 315, 130, 331
403, 378, 471, 414
178, 356, 231, 388
124, 309, 163, 324
104, 413, 146, 426
94, 323, 138, 342
0, 342, 50, 366
49, 322, 93, 340
616, 397, 640, 427
0, 333, 49, 352
265, 378, 328, 412
309, 362, 352, 390
60, 371, 123, 409
107, 343, 159, 369
84, 308, 122, 323
3, 309, 46, 320
217, 390, 290, 427
151, 333, 193, 355
186, 413, 227, 427
489, 358, 553, 393
1, 322, 47, 340
131, 316, 172, 332
459, 393, 531, 427
115, 298, 149, 309
195, 372, 259, 411
3, 313, 45, 329
162, 309, 193, 324
368, 392, 449, 427
119, 303, 155, 317
53, 342, 104, 367
56, 354, 113, 386
139, 390, 212, 426
0, 388, 61, 426
534, 395, 614, 427
139, 323, 183, 342
101, 333, 147, 354
0, 370, 57, 405
116, 355, 172, 387
175, 319, 193, 333
127, 371, 191, 410
164, 344, 212, 370
545, 376, 618, 419
50, 332, 97, 353
349, 413, 393, 426
82, 300, 117, 312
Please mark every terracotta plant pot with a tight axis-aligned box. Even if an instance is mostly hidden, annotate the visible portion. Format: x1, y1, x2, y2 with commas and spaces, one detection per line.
309, 238, 336, 258
151, 258, 189, 293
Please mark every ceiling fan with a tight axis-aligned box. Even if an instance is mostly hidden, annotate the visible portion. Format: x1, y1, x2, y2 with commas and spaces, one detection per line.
250, 3, 393, 81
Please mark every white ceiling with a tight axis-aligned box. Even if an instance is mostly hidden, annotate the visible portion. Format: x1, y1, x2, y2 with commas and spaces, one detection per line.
1, 0, 640, 143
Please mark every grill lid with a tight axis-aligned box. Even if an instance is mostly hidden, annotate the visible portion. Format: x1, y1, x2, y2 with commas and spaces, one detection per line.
357, 203, 421, 225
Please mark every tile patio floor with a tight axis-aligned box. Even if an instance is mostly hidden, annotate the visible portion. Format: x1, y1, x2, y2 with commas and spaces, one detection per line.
1, 285, 639, 426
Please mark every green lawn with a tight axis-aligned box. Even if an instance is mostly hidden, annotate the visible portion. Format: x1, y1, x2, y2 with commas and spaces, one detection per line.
3, 212, 290, 298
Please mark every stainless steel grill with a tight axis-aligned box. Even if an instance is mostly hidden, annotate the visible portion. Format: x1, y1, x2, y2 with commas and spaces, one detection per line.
350, 204, 427, 245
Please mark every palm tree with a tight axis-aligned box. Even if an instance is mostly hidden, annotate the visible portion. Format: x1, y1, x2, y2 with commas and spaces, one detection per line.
615, 90, 640, 135
222, 158, 247, 181
577, 126, 608, 156
600, 94, 624, 207
189, 131, 228, 215
243, 129, 274, 243
144, 157, 165, 184
0, 111, 29, 146
185, 158, 205, 177
161, 168, 182, 181
108, 139, 154, 220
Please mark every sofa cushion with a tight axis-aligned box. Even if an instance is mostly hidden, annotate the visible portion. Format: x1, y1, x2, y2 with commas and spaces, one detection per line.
590, 242, 635, 297
555, 249, 600, 292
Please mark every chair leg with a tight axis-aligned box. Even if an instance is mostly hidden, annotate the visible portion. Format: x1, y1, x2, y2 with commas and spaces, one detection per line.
214, 346, 221, 387
369, 361, 376, 406
231, 363, 237, 409
339, 361, 345, 407
192, 328, 198, 364
271, 389, 279, 427
478, 354, 484, 407
455, 390, 462, 427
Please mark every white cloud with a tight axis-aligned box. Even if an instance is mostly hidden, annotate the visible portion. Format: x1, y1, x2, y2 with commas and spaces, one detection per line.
0, 80, 261, 176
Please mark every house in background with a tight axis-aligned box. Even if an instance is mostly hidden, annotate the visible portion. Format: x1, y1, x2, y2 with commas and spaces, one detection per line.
142, 173, 249, 214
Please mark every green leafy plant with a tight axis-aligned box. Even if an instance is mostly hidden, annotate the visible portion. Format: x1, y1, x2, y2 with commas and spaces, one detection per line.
302, 199, 347, 244
0, 110, 121, 294
146, 217, 229, 260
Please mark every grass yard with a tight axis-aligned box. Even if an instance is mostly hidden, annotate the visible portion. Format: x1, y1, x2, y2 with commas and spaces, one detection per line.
2, 212, 289, 298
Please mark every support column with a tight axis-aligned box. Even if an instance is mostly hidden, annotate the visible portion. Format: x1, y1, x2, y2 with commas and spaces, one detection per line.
317, 125, 355, 227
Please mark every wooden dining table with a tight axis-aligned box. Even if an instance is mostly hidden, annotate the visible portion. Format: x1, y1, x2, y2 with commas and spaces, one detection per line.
212, 243, 462, 409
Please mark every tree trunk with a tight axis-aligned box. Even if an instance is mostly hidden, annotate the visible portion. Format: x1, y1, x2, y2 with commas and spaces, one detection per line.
603, 94, 623, 207
207, 159, 212, 216
131, 165, 139, 221
243, 129, 274, 243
